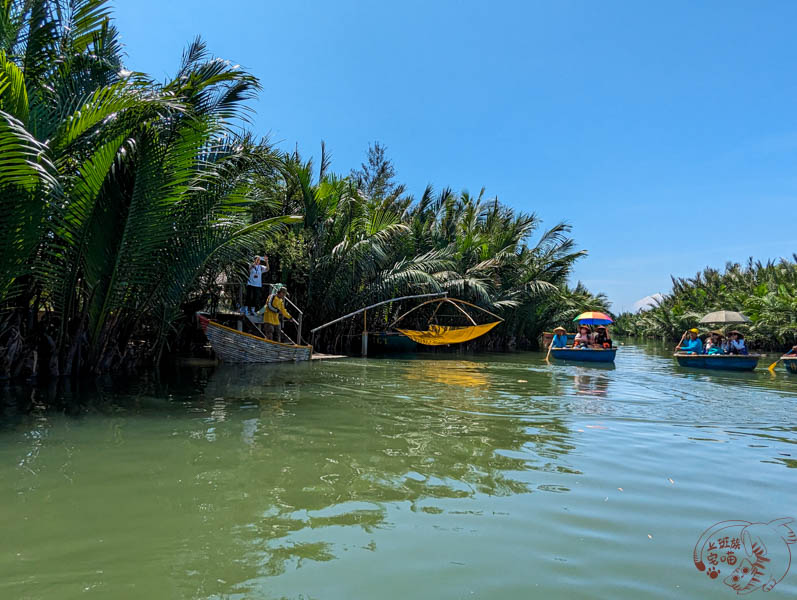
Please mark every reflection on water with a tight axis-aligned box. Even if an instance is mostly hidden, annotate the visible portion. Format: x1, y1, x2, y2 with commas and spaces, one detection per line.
404, 359, 490, 387
1, 342, 796, 599
573, 372, 611, 397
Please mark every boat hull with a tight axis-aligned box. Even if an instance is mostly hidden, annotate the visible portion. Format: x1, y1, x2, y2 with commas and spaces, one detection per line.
199, 317, 311, 363
674, 353, 760, 371
550, 348, 617, 363
783, 357, 797, 374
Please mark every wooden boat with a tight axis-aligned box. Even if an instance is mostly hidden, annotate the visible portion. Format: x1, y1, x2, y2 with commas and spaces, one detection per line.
198, 316, 312, 363
673, 353, 761, 371
783, 356, 797, 374
542, 331, 576, 346
550, 348, 617, 363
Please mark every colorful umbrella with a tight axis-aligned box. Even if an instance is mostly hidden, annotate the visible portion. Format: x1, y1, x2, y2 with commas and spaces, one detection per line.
573, 311, 613, 325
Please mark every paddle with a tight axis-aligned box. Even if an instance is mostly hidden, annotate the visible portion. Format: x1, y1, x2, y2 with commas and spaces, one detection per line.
545, 340, 553, 362
674, 330, 687, 352
768, 348, 795, 373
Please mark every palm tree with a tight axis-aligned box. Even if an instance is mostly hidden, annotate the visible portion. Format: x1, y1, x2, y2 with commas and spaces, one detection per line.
0, 1, 293, 377
613, 256, 797, 349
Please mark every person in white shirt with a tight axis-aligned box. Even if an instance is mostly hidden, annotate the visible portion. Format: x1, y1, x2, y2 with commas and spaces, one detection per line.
244, 255, 269, 314
726, 331, 748, 355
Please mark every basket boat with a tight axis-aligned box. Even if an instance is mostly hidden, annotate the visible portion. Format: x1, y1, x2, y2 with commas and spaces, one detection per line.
782, 356, 797, 374
542, 331, 576, 346
673, 353, 761, 371
198, 316, 312, 363
550, 348, 617, 363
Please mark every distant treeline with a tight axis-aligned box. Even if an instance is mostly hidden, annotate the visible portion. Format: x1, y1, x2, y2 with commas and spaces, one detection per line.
0, 0, 606, 379
612, 257, 797, 350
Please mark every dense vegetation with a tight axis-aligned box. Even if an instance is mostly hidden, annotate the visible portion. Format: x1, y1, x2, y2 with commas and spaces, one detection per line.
0, 0, 604, 379
210, 142, 610, 353
0, 0, 294, 378
612, 257, 797, 350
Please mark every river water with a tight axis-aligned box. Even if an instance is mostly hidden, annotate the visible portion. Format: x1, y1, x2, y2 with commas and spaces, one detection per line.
1, 341, 796, 599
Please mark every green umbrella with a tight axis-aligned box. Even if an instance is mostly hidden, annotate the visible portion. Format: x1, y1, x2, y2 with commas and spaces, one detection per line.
698, 310, 751, 325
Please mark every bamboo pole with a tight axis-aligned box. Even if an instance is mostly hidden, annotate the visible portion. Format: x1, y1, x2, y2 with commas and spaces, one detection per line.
388, 297, 503, 330
446, 298, 477, 325
310, 292, 448, 334
362, 310, 368, 356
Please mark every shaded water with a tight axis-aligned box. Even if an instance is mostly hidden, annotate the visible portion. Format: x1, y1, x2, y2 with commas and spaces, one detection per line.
1, 341, 796, 599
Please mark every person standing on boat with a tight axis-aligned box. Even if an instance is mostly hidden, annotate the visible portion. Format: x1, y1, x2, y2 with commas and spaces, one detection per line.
676, 328, 703, 354
258, 286, 295, 341
550, 326, 569, 348
245, 255, 269, 314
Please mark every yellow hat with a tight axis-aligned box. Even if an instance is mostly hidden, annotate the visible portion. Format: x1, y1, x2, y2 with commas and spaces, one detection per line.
688, 328, 699, 333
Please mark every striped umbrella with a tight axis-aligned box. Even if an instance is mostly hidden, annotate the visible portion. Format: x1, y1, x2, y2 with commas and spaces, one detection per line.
573, 311, 613, 325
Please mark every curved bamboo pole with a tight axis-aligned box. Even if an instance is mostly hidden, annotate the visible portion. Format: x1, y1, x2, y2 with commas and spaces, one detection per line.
310, 292, 448, 334
388, 297, 503, 329
446, 298, 504, 322
446, 298, 477, 325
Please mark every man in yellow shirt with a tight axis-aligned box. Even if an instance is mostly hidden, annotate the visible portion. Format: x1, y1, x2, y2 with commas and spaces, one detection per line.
258, 286, 295, 341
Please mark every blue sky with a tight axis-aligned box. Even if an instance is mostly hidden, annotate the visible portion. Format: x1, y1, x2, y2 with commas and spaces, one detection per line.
114, 1, 797, 311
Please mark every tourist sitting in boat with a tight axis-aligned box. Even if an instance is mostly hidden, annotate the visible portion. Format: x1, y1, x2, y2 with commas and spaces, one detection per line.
574, 325, 593, 348
257, 286, 295, 341
726, 331, 748, 355
593, 325, 612, 349
676, 328, 703, 354
550, 326, 569, 349
786, 345, 797, 356
704, 331, 725, 355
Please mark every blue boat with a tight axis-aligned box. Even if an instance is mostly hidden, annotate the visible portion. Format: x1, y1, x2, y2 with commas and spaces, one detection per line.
550, 348, 617, 363
674, 353, 761, 371
783, 356, 797, 374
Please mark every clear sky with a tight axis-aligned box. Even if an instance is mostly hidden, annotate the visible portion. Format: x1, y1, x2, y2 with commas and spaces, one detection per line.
114, 0, 797, 311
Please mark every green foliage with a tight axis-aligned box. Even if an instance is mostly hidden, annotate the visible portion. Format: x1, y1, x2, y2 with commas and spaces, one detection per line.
0, 0, 607, 378
0, 0, 292, 377
613, 257, 797, 350
251, 148, 605, 350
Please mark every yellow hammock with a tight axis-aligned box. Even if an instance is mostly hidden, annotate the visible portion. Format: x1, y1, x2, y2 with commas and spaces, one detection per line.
397, 321, 501, 346
391, 297, 503, 346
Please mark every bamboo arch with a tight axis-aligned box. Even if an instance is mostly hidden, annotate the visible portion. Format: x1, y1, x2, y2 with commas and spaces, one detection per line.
389, 298, 503, 346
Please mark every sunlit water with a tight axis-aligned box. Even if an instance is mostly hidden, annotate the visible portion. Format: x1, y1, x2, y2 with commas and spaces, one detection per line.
1, 341, 796, 599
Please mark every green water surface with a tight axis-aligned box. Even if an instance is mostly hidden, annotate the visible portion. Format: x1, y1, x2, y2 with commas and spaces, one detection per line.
1, 342, 796, 599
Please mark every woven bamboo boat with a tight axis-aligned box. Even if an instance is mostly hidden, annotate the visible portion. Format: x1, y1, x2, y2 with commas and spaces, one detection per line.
782, 356, 797, 374
673, 353, 761, 371
198, 316, 312, 363
550, 348, 617, 363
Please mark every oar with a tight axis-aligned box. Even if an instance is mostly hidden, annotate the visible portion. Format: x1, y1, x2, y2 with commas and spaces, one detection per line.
545, 340, 553, 363
768, 357, 782, 373
674, 330, 687, 352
